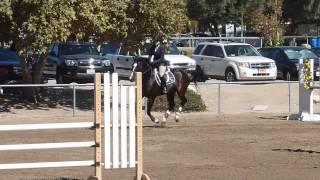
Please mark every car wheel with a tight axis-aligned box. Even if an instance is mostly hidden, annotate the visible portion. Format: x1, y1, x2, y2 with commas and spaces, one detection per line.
195, 66, 207, 82
284, 71, 292, 81
225, 68, 237, 82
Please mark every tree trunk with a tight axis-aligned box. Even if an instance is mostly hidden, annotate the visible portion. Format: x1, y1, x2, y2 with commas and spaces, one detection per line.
14, 41, 48, 103
18, 54, 37, 102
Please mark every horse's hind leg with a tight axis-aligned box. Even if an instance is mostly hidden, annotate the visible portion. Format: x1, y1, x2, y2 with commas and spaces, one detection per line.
147, 98, 159, 123
162, 93, 175, 126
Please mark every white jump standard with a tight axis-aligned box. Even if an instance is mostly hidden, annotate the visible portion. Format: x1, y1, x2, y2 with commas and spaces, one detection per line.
289, 58, 320, 121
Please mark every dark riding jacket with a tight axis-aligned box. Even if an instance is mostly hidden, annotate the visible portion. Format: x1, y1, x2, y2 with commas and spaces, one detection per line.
149, 42, 168, 66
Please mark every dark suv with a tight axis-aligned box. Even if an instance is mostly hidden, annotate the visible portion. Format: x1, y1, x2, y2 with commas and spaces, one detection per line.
44, 42, 112, 83
259, 47, 319, 81
0, 48, 21, 83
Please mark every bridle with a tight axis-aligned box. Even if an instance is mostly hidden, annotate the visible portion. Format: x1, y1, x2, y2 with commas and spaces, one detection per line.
129, 61, 152, 80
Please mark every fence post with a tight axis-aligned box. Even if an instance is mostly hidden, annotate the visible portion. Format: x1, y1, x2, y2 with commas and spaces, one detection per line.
288, 81, 291, 113
93, 73, 102, 180
218, 84, 221, 114
73, 84, 76, 117
136, 72, 143, 180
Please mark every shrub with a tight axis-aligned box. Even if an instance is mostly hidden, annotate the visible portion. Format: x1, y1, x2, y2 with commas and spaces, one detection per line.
151, 89, 206, 112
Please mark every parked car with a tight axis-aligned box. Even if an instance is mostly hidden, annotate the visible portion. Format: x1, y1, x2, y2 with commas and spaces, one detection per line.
102, 43, 196, 79
259, 47, 319, 81
0, 48, 21, 83
311, 47, 320, 57
191, 42, 277, 82
43, 42, 113, 83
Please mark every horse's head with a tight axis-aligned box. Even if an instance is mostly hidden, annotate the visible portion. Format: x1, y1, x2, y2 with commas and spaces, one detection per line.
129, 56, 150, 81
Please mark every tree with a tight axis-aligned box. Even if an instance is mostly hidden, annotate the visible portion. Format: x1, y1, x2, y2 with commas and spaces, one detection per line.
283, 0, 320, 34
0, 1, 110, 102
0, 0, 187, 103
246, 0, 283, 46
103, 0, 187, 49
186, 0, 266, 36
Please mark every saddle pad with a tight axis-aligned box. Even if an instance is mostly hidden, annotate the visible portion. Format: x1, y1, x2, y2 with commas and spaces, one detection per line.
155, 70, 175, 87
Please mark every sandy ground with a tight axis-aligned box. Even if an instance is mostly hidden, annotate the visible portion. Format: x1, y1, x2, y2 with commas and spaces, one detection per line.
1, 82, 320, 179
0, 109, 320, 180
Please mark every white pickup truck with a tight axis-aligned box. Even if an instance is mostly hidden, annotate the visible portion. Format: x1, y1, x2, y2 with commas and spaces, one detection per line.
100, 43, 196, 79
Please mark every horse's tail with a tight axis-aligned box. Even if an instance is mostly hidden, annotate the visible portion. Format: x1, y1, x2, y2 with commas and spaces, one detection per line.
176, 69, 197, 88
189, 70, 198, 88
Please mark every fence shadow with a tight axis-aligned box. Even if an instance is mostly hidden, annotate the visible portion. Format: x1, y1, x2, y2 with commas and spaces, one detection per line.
0, 87, 94, 113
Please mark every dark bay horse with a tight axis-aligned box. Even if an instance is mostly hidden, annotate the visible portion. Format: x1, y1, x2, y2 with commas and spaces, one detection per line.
130, 57, 190, 126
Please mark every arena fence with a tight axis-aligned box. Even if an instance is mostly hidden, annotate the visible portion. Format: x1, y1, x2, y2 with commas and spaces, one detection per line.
0, 72, 148, 180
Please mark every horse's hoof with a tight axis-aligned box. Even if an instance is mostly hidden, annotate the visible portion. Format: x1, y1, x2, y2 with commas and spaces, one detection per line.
154, 119, 160, 124
175, 116, 180, 122
160, 121, 166, 128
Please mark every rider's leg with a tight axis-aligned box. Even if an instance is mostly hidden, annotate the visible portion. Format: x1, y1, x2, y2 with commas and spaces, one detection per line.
159, 65, 167, 93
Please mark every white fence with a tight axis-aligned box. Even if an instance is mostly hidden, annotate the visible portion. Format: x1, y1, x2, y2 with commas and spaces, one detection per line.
0, 72, 148, 180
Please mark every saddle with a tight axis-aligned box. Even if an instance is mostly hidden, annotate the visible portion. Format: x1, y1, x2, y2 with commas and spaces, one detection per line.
154, 69, 175, 87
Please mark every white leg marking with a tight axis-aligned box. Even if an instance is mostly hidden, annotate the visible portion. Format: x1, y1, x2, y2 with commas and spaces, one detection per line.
163, 110, 171, 122
151, 116, 159, 123
175, 107, 182, 122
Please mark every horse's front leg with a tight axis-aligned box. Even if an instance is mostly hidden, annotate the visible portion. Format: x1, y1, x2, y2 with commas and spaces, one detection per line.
176, 92, 187, 122
146, 97, 159, 123
162, 93, 175, 126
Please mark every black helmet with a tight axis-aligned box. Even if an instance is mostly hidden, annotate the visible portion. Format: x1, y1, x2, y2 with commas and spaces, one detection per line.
153, 33, 163, 43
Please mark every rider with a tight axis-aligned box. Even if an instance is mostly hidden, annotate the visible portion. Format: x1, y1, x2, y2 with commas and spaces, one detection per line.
149, 33, 168, 93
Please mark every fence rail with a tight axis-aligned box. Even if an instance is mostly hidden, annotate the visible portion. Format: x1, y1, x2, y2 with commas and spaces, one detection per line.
0, 80, 301, 116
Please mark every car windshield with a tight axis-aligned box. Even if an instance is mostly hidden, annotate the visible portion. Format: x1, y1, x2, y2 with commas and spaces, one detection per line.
284, 49, 318, 60
312, 48, 320, 57
101, 43, 120, 55
61, 44, 99, 55
224, 45, 260, 57
0, 49, 19, 61
140, 43, 181, 55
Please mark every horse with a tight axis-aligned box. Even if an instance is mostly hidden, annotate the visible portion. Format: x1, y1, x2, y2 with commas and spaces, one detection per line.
129, 56, 191, 126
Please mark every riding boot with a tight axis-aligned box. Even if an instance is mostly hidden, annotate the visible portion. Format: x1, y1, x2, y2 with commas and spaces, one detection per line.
161, 76, 167, 94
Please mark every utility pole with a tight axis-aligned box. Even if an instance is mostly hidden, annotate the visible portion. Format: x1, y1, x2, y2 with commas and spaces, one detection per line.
241, 9, 244, 42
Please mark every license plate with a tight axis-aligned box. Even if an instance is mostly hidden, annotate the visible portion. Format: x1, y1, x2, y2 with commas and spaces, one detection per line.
258, 69, 266, 73
86, 69, 95, 74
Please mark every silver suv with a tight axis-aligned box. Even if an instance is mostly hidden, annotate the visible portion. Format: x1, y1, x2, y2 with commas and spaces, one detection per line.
192, 42, 277, 82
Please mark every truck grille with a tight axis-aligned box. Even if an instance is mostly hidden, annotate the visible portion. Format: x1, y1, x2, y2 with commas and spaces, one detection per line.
253, 73, 270, 76
250, 63, 270, 69
79, 60, 102, 67
172, 63, 189, 66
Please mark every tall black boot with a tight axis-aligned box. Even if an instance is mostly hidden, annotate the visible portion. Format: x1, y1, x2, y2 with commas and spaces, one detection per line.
160, 76, 167, 94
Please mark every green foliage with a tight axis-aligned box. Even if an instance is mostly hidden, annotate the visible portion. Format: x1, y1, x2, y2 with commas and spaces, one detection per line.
0, 0, 186, 102
186, 0, 266, 35
105, 0, 187, 49
152, 90, 207, 112
283, 0, 320, 24
246, 0, 283, 47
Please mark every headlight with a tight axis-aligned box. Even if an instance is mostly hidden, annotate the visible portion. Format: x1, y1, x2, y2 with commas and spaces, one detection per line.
189, 62, 196, 66
103, 60, 111, 66
270, 62, 276, 68
65, 60, 77, 66
237, 62, 250, 68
